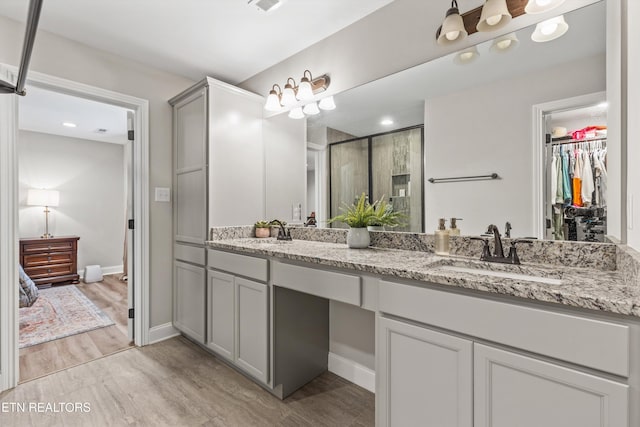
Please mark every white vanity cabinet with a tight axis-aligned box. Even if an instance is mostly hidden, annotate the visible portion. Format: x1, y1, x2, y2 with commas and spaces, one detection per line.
377, 280, 630, 427
173, 260, 206, 343
207, 250, 269, 384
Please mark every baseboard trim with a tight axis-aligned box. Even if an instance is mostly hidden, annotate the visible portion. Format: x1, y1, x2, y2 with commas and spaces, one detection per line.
148, 323, 180, 344
78, 264, 123, 279
328, 352, 376, 393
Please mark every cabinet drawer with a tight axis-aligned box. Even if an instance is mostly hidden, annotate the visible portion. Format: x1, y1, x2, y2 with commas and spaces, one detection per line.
25, 263, 74, 279
22, 241, 74, 253
208, 249, 267, 282
175, 243, 206, 266
272, 261, 361, 306
23, 252, 73, 267
379, 280, 629, 377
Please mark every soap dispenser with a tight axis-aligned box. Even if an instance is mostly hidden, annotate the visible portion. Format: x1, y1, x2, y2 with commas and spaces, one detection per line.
449, 218, 462, 236
435, 218, 450, 255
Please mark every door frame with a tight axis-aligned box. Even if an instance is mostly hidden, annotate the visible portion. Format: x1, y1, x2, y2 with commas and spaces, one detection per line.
0, 65, 150, 391
531, 91, 607, 240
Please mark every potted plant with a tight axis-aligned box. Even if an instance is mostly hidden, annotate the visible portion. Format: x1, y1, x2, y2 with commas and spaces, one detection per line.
367, 197, 405, 231
328, 193, 375, 248
254, 220, 272, 238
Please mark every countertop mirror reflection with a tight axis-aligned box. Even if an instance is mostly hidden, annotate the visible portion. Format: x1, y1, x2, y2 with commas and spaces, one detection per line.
307, 0, 610, 241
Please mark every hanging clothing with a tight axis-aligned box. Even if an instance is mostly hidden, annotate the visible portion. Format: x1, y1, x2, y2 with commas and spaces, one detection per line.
553, 206, 564, 240
561, 151, 572, 205
594, 148, 607, 207
581, 150, 594, 207
550, 154, 558, 206
555, 154, 564, 204
572, 149, 583, 207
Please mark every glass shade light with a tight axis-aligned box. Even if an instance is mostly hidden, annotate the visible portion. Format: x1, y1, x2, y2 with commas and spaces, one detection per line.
436, 1, 467, 45
489, 32, 519, 53
264, 85, 282, 111
318, 96, 336, 111
281, 78, 297, 107
453, 45, 480, 65
296, 70, 315, 101
27, 189, 59, 207
525, 0, 565, 14
288, 107, 305, 119
477, 0, 512, 32
303, 102, 320, 115
531, 15, 569, 42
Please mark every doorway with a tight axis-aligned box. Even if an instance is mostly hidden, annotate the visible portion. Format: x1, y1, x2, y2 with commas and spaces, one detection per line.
17, 86, 134, 382
0, 66, 150, 391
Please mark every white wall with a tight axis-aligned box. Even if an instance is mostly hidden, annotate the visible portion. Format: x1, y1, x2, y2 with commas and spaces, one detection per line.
18, 131, 124, 272
627, 0, 640, 250
0, 15, 194, 328
425, 54, 605, 237
306, 170, 316, 215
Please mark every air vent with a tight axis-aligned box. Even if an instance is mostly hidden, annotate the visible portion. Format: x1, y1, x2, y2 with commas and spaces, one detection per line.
248, 0, 282, 13
95, 128, 108, 134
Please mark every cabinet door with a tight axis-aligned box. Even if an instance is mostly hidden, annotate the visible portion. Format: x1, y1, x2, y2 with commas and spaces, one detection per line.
474, 344, 628, 427
377, 316, 473, 427
173, 261, 205, 343
207, 270, 235, 361
235, 277, 269, 383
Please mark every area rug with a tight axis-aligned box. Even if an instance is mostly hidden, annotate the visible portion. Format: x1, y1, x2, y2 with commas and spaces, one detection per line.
19, 285, 115, 348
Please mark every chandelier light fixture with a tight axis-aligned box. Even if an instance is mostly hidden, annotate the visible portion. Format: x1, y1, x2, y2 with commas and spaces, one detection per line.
531, 15, 569, 42
477, 0, 512, 32
436, 0, 467, 45
264, 70, 332, 119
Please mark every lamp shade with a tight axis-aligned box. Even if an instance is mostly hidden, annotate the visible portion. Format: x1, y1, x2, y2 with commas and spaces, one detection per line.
490, 32, 519, 53
453, 45, 480, 65
437, 3, 467, 45
525, 0, 565, 14
27, 189, 59, 207
318, 96, 336, 111
264, 91, 281, 111
531, 15, 569, 42
477, 0, 512, 32
288, 107, 305, 119
296, 79, 314, 101
303, 102, 320, 115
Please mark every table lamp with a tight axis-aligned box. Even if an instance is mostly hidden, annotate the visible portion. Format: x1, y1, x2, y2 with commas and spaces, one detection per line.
27, 188, 59, 239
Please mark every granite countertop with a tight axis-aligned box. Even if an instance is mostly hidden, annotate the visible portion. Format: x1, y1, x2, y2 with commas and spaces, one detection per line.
206, 238, 640, 318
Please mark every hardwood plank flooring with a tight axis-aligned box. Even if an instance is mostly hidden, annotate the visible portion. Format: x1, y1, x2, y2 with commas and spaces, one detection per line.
2, 336, 375, 427
18, 275, 132, 383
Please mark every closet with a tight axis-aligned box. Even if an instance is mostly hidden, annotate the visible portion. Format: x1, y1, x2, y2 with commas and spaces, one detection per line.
544, 104, 607, 242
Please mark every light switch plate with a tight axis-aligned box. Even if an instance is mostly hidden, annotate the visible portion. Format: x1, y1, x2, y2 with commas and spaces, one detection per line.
155, 187, 171, 202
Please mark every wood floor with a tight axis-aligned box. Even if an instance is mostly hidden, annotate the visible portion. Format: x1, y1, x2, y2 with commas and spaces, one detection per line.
1, 336, 375, 426
19, 275, 132, 383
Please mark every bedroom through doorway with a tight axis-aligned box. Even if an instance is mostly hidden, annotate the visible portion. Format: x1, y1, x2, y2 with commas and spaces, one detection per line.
16, 86, 134, 382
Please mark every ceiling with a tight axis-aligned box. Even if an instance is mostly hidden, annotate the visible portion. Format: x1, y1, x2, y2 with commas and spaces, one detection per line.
308, 1, 606, 137
0, 0, 393, 83
19, 86, 131, 144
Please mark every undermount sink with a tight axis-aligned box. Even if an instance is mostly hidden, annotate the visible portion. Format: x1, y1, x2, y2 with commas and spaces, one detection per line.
434, 260, 563, 286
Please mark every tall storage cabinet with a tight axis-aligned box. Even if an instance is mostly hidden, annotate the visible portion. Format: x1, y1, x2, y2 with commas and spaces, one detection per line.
170, 78, 264, 343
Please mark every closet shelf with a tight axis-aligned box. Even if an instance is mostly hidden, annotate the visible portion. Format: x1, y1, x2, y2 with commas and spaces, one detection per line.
550, 136, 607, 145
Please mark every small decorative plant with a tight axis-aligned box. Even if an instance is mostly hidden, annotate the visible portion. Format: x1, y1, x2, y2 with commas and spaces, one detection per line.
368, 197, 406, 229
254, 220, 272, 238
328, 193, 375, 228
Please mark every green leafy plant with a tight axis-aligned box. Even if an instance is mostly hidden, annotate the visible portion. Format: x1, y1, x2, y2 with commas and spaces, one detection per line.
254, 220, 272, 228
368, 196, 406, 228
328, 193, 376, 228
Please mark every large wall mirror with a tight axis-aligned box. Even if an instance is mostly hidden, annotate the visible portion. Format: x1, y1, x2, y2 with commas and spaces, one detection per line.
307, 0, 614, 242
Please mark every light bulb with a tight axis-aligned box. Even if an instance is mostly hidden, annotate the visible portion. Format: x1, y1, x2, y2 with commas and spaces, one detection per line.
445, 30, 460, 41
281, 86, 297, 107
303, 102, 320, 115
318, 96, 336, 111
288, 107, 304, 119
541, 22, 558, 35
486, 14, 502, 26
496, 39, 512, 50
460, 52, 474, 60
296, 79, 314, 101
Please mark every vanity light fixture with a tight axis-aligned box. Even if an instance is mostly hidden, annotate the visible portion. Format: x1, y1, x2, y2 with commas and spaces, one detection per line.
477, 0, 512, 32
296, 70, 315, 101
303, 102, 320, 115
454, 45, 480, 65
263, 70, 331, 114
288, 107, 305, 119
531, 15, 568, 42
436, 0, 467, 45
489, 32, 519, 53
281, 78, 298, 107
318, 96, 336, 111
525, 0, 565, 14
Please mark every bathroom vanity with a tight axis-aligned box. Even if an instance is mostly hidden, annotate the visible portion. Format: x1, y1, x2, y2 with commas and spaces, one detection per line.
171, 226, 640, 427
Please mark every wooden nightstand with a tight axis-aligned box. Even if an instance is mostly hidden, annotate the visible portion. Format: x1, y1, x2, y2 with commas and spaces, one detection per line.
20, 236, 80, 288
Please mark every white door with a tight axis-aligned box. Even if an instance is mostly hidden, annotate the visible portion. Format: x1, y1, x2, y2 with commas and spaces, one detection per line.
377, 316, 473, 427
474, 343, 628, 427
207, 270, 235, 361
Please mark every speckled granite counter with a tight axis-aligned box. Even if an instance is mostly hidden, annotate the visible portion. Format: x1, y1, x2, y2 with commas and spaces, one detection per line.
207, 237, 640, 318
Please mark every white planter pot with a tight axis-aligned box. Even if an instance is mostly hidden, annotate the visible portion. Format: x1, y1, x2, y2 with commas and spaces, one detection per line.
347, 227, 370, 248
367, 225, 384, 232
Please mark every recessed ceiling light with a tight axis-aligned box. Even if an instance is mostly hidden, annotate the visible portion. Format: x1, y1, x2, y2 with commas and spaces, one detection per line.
381, 119, 394, 126
62, 122, 77, 128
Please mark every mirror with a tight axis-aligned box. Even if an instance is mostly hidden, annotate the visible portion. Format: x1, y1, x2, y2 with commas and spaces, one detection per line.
308, 1, 609, 240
